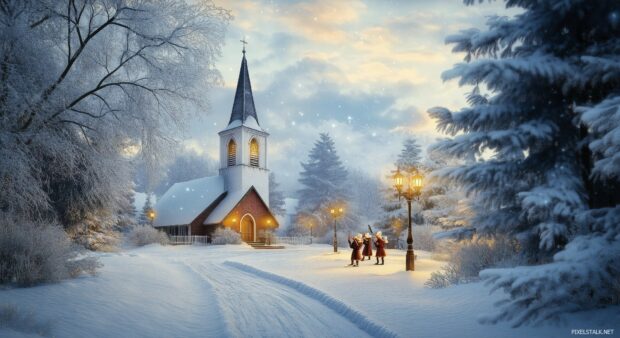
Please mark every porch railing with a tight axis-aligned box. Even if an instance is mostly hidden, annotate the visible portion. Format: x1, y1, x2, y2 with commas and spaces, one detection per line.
272, 236, 312, 246
168, 235, 210, 245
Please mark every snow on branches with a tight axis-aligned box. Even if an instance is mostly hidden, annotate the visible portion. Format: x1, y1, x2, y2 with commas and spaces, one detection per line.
429, 0, 620, 326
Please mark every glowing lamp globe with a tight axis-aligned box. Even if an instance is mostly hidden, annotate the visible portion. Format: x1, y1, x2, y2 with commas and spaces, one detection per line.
411, 173, 423, 190
393, 169, 404, 191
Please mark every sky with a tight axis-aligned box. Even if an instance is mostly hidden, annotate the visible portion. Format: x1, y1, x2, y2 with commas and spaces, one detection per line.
183, 0, 515, 194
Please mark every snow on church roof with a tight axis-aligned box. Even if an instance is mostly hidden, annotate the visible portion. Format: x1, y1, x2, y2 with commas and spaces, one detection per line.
220, 115, 265, 133
203, 188, 249, 225
153, 176, 225, 227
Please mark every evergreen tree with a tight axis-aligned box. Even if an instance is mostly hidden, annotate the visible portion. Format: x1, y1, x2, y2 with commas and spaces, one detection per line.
269, 173, 286, 216
396, 138, 423, 173
296, 133, 349, 237
139, 195, 153, 225
375, 139, 425, 245
429, 0, 620, 326
117, 190, 137, 229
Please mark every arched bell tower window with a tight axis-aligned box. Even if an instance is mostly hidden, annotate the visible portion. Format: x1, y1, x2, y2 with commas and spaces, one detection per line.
227, 139, 237, 167
249, 138, 259, 167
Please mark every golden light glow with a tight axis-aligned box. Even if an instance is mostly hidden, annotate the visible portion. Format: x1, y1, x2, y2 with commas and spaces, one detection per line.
330, 209, 335, 214
146, 209, 157, 222
250, 138, 259, 167
232, 218, 237, 223
412, 173, 423, 189
227, 139, 237, 167
393, 169, 404, 190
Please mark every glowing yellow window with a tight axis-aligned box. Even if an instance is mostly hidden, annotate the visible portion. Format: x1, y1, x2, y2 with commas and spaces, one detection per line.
227, 139, 237, 166
250, 139, 259, 167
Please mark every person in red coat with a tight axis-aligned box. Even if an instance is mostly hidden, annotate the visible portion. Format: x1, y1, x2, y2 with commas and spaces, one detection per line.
361, 233, 373, 261
348, 234, 363, 267
374, 231, 388, 265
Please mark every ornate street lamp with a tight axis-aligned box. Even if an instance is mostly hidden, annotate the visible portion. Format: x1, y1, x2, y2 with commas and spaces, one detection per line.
330, 207, 344, 253
392, 168, 423, 271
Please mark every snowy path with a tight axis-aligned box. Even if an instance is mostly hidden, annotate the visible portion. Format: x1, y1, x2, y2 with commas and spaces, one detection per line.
2, 244, 616, 338
180, 257, 377, 338
0, 250, 229, 338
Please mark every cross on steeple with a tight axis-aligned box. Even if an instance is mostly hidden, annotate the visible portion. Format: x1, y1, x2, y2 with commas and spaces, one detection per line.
240, 39, 248, 54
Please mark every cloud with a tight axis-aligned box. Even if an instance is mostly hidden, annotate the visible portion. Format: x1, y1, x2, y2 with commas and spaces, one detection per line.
190, 0, 518, 194
278, 0, 366, 43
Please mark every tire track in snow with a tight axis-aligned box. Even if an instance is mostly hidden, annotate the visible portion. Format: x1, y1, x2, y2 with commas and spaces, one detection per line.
223, 261, 400, 338
184, 259, 378, 338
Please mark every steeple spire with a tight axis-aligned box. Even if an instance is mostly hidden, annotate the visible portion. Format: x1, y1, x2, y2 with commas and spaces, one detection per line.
229, 44, 258, 126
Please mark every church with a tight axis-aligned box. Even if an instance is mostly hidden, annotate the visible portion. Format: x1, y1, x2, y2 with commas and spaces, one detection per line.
153, 49, 279, 242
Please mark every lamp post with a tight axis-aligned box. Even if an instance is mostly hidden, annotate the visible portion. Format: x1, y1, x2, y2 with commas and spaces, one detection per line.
393, 168, 423, 271
330, 207, 344, 253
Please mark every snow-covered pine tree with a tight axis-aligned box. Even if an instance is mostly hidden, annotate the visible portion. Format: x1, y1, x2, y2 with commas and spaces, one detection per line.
375, 138, 425, 245
296, 133, 349, 237
116, 189, 137, 230
269, 173, 286, 216
139, 195, 154, 225
396, 138, 422, 173
429, 0, 620, 326
420, 145, 474, 231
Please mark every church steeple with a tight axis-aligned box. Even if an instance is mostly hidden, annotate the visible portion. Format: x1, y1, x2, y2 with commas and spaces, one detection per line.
229, 47, 259, 126
218, 45, 270, 206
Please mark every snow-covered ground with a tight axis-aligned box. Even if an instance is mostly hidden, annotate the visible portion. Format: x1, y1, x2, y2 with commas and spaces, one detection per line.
0, 244, 617, 338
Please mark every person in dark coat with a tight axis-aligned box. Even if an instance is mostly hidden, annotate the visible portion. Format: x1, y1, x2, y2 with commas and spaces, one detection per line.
361, 233, 373, 261
374, 231, 388, 265
348, 234, 363, 266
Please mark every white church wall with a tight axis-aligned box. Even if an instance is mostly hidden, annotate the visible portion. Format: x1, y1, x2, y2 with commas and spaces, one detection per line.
220, 165, 269, 206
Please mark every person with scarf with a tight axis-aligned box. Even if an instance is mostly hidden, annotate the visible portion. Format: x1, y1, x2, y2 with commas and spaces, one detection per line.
374, 231, 388, 265
361, 233, 373, 261
347, 233, 363, 267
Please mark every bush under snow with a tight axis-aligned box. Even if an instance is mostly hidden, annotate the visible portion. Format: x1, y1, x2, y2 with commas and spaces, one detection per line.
211, 227, 242, 245
426, 236, 519, 289
128, 226, 169, 247
0, 217, 100, 286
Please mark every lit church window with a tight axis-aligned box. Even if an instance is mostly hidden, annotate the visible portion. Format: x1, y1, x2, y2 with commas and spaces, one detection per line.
228, 139, 237, 166
250, 139, 259, 167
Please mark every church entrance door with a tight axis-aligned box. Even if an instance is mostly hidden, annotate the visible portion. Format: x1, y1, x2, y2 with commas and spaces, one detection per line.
240, 214, 255, 242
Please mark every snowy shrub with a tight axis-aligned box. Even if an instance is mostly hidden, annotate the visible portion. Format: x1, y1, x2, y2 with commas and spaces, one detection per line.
0, 217, 100, 286
0, 304, 51, 336
67, 212, 122, 252
426, 236, 518, 288
128, 226, 169, 247
212, 227, 242, 245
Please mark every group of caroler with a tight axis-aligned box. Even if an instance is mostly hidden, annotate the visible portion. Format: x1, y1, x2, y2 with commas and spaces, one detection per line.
347, 231, 388, 267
